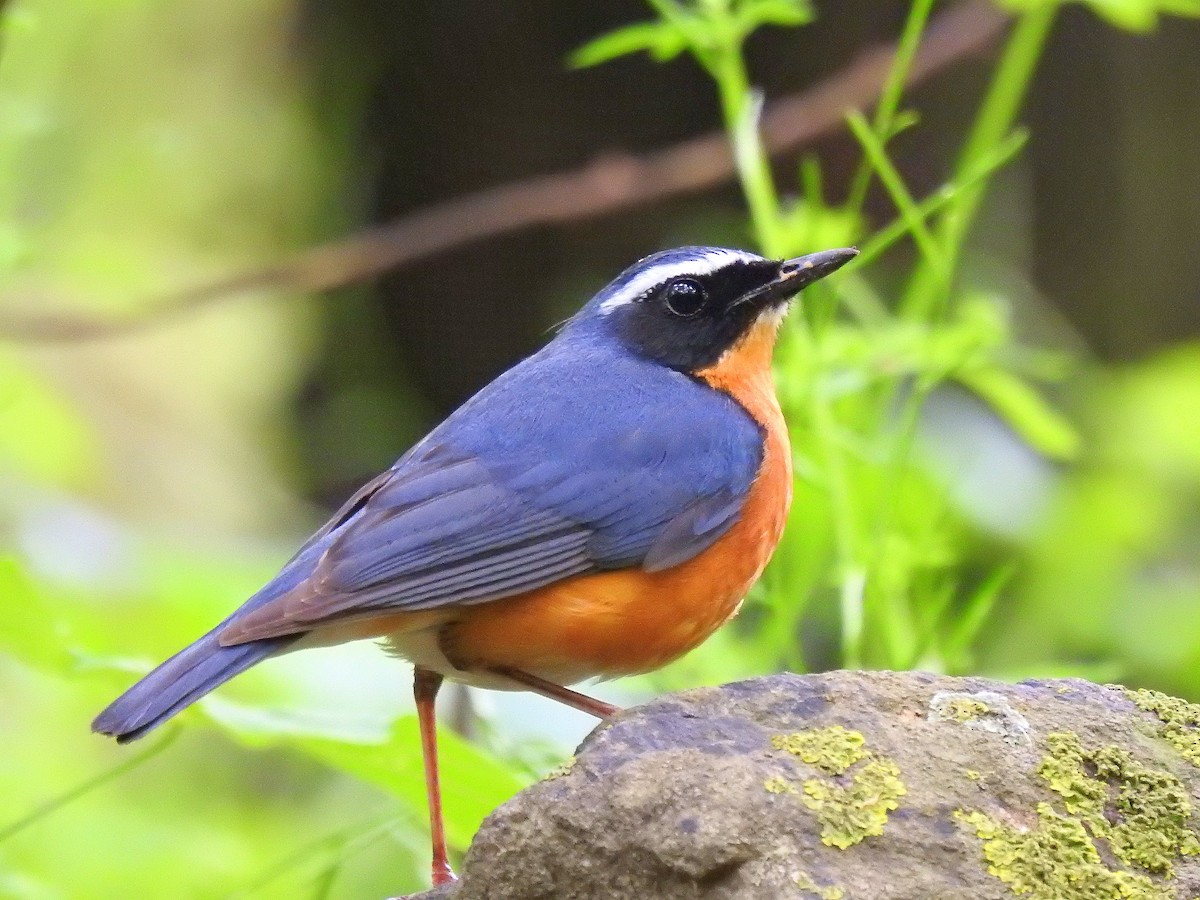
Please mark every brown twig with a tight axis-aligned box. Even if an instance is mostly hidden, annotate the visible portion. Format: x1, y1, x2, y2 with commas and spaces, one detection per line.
0, 1, 1007, 343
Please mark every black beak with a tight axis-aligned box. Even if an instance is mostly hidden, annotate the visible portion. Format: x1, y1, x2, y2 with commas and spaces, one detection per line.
780, 247, 859, 291
738, 247, 858, 308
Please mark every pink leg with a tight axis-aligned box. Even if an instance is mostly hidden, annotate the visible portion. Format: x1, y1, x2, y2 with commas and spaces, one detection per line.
414, 667, 456, 885
489, 666, 621, 719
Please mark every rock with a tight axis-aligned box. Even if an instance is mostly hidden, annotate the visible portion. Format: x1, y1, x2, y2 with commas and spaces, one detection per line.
403, 671, 1200, 899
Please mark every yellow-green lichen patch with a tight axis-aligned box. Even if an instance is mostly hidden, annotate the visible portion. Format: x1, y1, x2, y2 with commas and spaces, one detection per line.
965, 769, 982, 781
958, 804, 1169, 900
802, 757, 907, 850
771, 726, 866, 775
765, 775, 798, 795
542, 756, 576, 780
793, 869, 844, 899
942, 697, 991, 722
961, 731, 1200, 896
1037, 733, 1108, 817
769, 727, 906, 849
1122, 687, 1200, 768
1038, 732, 1200, 876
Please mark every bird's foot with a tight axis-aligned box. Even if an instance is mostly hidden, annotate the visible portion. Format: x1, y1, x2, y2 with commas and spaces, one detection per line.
432, 859, 457, 885
384, 863, 456, 900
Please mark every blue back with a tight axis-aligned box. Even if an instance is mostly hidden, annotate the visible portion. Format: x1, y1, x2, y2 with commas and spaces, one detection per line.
432, 336, 762, 562
221, 320, 766, 634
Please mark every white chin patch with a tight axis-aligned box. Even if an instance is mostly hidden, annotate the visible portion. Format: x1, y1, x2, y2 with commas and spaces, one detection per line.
756, 304, 788, 331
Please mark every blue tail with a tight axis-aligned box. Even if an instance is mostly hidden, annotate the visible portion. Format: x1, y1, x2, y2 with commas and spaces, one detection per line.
91, 627, 298, 743
92, 533, 334, 742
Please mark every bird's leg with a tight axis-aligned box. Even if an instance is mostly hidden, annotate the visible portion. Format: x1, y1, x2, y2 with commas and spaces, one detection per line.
414, 666, 455, 886
488, 666, 621, 718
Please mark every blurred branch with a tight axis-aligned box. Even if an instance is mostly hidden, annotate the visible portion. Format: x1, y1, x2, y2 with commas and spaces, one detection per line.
0, 0, 1007, 343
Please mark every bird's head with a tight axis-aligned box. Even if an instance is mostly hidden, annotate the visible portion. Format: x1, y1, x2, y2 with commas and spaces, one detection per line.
569, 245, 857, 372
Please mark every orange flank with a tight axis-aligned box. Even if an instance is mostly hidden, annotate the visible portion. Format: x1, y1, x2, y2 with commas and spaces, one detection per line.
437, 315, 792, 679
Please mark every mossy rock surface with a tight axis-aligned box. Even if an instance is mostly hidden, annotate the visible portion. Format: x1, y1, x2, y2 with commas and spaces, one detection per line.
402, 671, 1200, 900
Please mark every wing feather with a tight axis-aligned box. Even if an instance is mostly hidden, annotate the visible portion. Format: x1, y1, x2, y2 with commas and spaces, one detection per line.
219, 344, 764, 646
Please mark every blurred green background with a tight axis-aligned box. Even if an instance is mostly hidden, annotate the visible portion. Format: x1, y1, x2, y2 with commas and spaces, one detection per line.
2, 0, 1200, 897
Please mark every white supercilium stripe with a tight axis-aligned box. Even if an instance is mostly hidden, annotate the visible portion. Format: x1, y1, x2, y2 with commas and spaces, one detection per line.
597, 248, 762, 315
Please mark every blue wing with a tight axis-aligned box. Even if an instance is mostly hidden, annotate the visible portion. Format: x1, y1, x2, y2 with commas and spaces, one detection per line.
220, 342, 763, 644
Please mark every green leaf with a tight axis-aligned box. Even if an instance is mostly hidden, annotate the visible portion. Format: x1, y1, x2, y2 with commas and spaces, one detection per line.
308, 719, 528, 850
732, 0, 815, 35
204, 698, 528, 851
570, 21, 688, 68
571, 0, 817, 69
956, 366, 1081, 460
1160, 0, 1200, 16
1085, 0, 1162, 29
0, 727, 181, 844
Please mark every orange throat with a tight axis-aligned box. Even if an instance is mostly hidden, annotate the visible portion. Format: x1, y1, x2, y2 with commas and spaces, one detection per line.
694, 309, 787, 419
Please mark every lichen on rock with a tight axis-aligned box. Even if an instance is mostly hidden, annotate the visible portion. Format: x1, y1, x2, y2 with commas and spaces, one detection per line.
770, 725, 866, 774
956, 728, 1200, 897
542, 755, 576, 780
942, 696, 992, 722
793, 869, 845, 899
1038, 732, 1200, 875
768, 725, 907, 848
929, 689, 1032, 745
764, 775, 796, 794
1122, 686, 1200, 768
800, 755, 907, 849
958, 804, 1169, 900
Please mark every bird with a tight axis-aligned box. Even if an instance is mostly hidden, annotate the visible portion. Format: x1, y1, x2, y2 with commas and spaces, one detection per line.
92, 243, 857, 886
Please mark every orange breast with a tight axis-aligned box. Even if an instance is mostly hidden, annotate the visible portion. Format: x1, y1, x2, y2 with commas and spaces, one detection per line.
441, 316, 792, 680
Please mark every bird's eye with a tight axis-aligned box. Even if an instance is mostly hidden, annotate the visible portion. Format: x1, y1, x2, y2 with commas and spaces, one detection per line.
662, 279, 707, 317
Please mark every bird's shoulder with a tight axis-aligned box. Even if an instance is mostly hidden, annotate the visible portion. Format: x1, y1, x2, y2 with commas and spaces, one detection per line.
428, 340, 764, 474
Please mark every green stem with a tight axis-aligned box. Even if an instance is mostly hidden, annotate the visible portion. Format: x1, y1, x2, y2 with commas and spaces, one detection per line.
903, 5, 1057, 318
868, 378, 934, 647
851, 128, 1029, 269
846, 111, 944, 275
713, 50, 784, 256
706, 5, 865, 665
845, 0, 936, 216
806, 366, 864, 668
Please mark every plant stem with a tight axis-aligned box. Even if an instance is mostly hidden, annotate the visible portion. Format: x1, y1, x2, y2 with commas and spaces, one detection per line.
845, 0, 936, 216
903, 5, 1058, 318
804, 356, 864, 668
846, 111, 944, 275
713, 50, 785, 256
851, 128, 1029, 269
